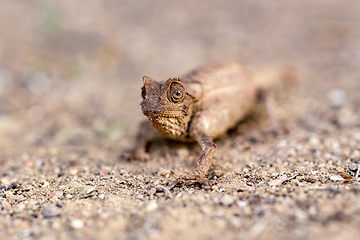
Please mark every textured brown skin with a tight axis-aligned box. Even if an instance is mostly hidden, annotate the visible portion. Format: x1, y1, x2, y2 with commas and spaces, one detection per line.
128, 63, 282, 186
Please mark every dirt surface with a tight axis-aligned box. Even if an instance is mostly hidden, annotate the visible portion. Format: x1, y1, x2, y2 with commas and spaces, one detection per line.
1, 1, 360, 239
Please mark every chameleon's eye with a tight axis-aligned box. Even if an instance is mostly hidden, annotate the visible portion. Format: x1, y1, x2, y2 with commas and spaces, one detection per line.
168, 82, 185, 103
141, 86, 146, 99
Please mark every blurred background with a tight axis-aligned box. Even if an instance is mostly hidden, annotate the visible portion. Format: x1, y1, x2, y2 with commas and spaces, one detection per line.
0, 0, 359, 158
1, 2, 360, 239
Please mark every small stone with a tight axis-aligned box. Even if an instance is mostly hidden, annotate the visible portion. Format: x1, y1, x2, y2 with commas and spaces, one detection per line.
42, 206, 61, 218
26, 161, 35, 169
156, 192, 165, 197
69, 169, 78, 175
327, 88, 347, 107
176, 147, 189, 158
65, 189, 75, 195
350, 149, 359, 158
86, 187, 96, 194
288, 148, 296, 157
145, 201, 158, 212
65, 194, 73, 199
219, 195, 235, 206
42, 181, 50, 188
35, 158, 43, 167
199, 205, 212, 215
71, 219, 84, 230
309, 136, 320, 146
147, 188, 156, 196
278, 140, 287, 148
1, 199, 11, 210
51, 191, 64, 199
16, 203, 26, 212
164, 188, 173, 199
4, 190, 13, 199
98, 194, 105, 200
0, 185, 6, 190
236, 201, 248, 207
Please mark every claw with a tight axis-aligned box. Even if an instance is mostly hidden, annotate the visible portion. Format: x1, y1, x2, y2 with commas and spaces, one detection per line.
180, 173, 210, 188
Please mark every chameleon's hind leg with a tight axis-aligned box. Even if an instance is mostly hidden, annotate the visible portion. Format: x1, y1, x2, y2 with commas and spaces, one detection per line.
258, 89, 283, 135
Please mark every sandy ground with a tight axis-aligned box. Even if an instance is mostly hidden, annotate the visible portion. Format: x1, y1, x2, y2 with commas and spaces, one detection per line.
0, 1, 360, 239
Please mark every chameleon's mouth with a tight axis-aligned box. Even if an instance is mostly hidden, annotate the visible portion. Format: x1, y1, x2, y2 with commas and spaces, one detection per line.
142, 108, 182, 118
141, 100, 186, 118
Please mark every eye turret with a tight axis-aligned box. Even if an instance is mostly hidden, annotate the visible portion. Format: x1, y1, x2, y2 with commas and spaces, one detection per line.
168, 82, 185, 103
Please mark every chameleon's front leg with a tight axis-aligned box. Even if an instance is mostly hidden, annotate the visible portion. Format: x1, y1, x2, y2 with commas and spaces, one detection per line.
123, 120, 154, 161
185, 125, 217, 186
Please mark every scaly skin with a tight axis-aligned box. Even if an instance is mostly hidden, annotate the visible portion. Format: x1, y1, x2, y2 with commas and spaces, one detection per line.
127, 62, 286, 186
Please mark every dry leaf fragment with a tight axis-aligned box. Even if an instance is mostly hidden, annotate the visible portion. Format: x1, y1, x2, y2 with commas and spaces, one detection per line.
338, 171, 353, 180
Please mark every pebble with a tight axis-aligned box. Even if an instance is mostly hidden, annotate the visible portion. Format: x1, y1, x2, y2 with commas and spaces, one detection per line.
236, 201, 248, 207
145, 201, 158, 213
211, 185, 219, 192
164, 188, 173, 199
218, 195, 235, 206
176, 147, 189, 158
86, 187, 96, 194
35, 159, 43, 167
1, 199, 11, 210
42, 181, 50, 188
42, 206, 61, 218
327, 88, 347, 107
147, 188, 156, 196
69, 169, 78, 175
4, 191, 14, 199
65, 194, 74, 199
1, 178, 10, 186
71, 219, 84, 230
52, 191, 64, 199
98, 194, 105, 200
309, 136, 320, 146
26, 161, 35, 169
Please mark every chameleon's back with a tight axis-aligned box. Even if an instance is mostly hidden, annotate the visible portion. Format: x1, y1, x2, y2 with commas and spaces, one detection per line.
181, 63, 259, 138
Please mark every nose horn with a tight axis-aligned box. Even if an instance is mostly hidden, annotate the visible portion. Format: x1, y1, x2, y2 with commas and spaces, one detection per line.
142, 76, 161, 89
143, 76, 156, 84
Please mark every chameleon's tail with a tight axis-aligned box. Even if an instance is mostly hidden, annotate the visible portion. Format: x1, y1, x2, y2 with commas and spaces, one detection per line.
250, 65, 297, 90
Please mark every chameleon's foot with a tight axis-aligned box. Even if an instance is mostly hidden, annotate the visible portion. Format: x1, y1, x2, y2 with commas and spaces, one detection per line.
181, 172, 210, 187
122, 149, 151, 161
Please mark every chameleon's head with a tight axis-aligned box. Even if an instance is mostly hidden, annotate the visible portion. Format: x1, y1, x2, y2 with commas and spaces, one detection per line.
140, 76, 196, 119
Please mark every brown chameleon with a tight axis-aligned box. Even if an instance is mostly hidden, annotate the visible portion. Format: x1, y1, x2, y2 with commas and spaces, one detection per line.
127, 62, 292, 186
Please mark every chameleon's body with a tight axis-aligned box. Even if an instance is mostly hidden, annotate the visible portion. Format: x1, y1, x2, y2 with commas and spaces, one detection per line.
129, 63, 288, 185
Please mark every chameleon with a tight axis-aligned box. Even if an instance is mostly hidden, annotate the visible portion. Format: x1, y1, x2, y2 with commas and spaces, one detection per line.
126, 62, 292, 186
